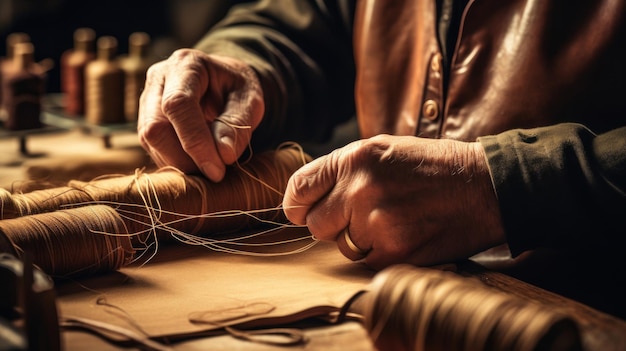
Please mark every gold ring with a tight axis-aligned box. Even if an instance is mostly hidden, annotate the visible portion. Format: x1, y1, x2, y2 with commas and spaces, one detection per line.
337, 228, 369, 261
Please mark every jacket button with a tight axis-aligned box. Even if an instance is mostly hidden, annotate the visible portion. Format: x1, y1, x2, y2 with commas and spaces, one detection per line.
423, 100, 439, 120
431, 53, 441, 72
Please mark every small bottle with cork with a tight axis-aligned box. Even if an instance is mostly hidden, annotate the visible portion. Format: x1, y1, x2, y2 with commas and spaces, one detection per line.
119, 32, 155, 122
60, 27, 96, 117
85, 36, 125, 125
1, 42, 46, 131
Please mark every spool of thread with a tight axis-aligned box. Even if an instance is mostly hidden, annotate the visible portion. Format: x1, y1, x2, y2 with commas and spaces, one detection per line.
119, 32, 154, 122
0, 145, 310, 235
0, 204, 134, 278
0, 147, 311, 223
0, 146, 311, 277
85, 36, 125, 125
1, 32, 31, 120
60, 28, 96, 116
361, 264, 582, 351
0, 42, 45, 130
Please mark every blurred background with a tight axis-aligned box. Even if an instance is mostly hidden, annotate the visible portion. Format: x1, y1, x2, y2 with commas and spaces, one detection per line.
0, 0, 252, 188
0, 0, 356, 189
0, 0, 249, 93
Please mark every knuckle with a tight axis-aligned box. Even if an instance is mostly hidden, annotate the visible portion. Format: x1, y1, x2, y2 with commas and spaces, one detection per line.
181, 137, 203, 153
180, 131, 210, 155
139, 119, 167, 146
138, 133, 150, 150
144, 63, 163, 81
169, 48, 196, 60
161, 89, 195, 116
345, 137, 393, 173
239, 64, 259, 86
290, 171, 315, 200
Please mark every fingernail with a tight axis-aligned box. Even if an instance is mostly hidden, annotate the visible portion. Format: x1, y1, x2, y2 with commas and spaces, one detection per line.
220, 135, 238, 161
220, 135, 235, 151
201, 162, 223, 181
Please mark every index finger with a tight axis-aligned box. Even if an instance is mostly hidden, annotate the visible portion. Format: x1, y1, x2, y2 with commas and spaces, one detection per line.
160, 56, 224, 181
138, 62, 198, 173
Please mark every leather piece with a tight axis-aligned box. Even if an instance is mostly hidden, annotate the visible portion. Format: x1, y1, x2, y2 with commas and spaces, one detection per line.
55, 234, 374, 342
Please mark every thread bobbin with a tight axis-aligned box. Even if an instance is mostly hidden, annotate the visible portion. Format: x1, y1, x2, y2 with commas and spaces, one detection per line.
85, 35, 125, 125
60, 27, 96, 116
0, 204, 135, 277
119, 32, 154, 122
1, 32, 31, 121
1, 42, 45, 130
0, 146, 313, 277
361, 264, 582, 351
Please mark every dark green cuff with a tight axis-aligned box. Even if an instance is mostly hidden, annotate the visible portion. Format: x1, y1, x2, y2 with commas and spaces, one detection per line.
478, 123, 626, 256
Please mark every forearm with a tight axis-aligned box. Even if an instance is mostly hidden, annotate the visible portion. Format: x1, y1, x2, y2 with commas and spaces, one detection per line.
478, 123, 626, 256
194, 0, 357, 149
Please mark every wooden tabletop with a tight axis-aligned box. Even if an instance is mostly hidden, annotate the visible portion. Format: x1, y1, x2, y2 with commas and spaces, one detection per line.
51, 249, 626, 351
2, 124, 626, 351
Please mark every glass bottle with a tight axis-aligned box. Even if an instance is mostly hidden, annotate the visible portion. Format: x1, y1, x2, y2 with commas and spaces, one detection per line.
119, 32, 155, 122
85, 36, 125, 125
1, 32, 31, 120
60, 28, 96, 116
1, 42, 45, 130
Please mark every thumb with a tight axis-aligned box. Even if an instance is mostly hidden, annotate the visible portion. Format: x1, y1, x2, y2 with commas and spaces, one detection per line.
282, 154, 337, 226
211, 61, 264, 165
212, 113, 254, 165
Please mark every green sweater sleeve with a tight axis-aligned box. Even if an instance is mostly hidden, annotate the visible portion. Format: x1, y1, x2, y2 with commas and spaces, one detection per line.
478, 123, 626, 256
193, 0, 357, 149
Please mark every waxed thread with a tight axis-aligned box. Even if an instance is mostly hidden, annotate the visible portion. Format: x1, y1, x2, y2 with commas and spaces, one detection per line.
0, 145, 316, 277
361, 265, 582, 351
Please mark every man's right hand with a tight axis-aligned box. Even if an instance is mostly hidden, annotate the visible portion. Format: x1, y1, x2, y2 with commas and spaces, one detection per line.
282, 135, 506, 269
138, 49, 265, 182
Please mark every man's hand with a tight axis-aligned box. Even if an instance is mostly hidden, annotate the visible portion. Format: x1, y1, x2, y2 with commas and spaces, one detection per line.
283, 134, 506, 269
138, 49, 264, 182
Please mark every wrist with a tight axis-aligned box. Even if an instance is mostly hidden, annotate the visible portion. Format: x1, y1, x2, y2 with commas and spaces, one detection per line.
469, 142, 507, 247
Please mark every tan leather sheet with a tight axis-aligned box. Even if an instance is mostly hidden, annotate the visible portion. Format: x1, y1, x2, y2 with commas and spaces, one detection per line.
55, 232, 375, 343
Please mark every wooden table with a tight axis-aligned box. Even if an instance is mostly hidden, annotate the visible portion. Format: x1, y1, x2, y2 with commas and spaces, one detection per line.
2, 126, 626, 351
53, 248, 626, 351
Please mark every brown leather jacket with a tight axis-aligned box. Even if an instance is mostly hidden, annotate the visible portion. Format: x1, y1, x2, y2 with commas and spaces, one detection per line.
354, 0, 626, 140
199, 0, 625, 145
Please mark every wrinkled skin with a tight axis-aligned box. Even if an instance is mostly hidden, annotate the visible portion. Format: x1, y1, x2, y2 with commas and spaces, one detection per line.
138, 49, 264, 182
283, 135, 506, 270
137, 49, 506, 269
